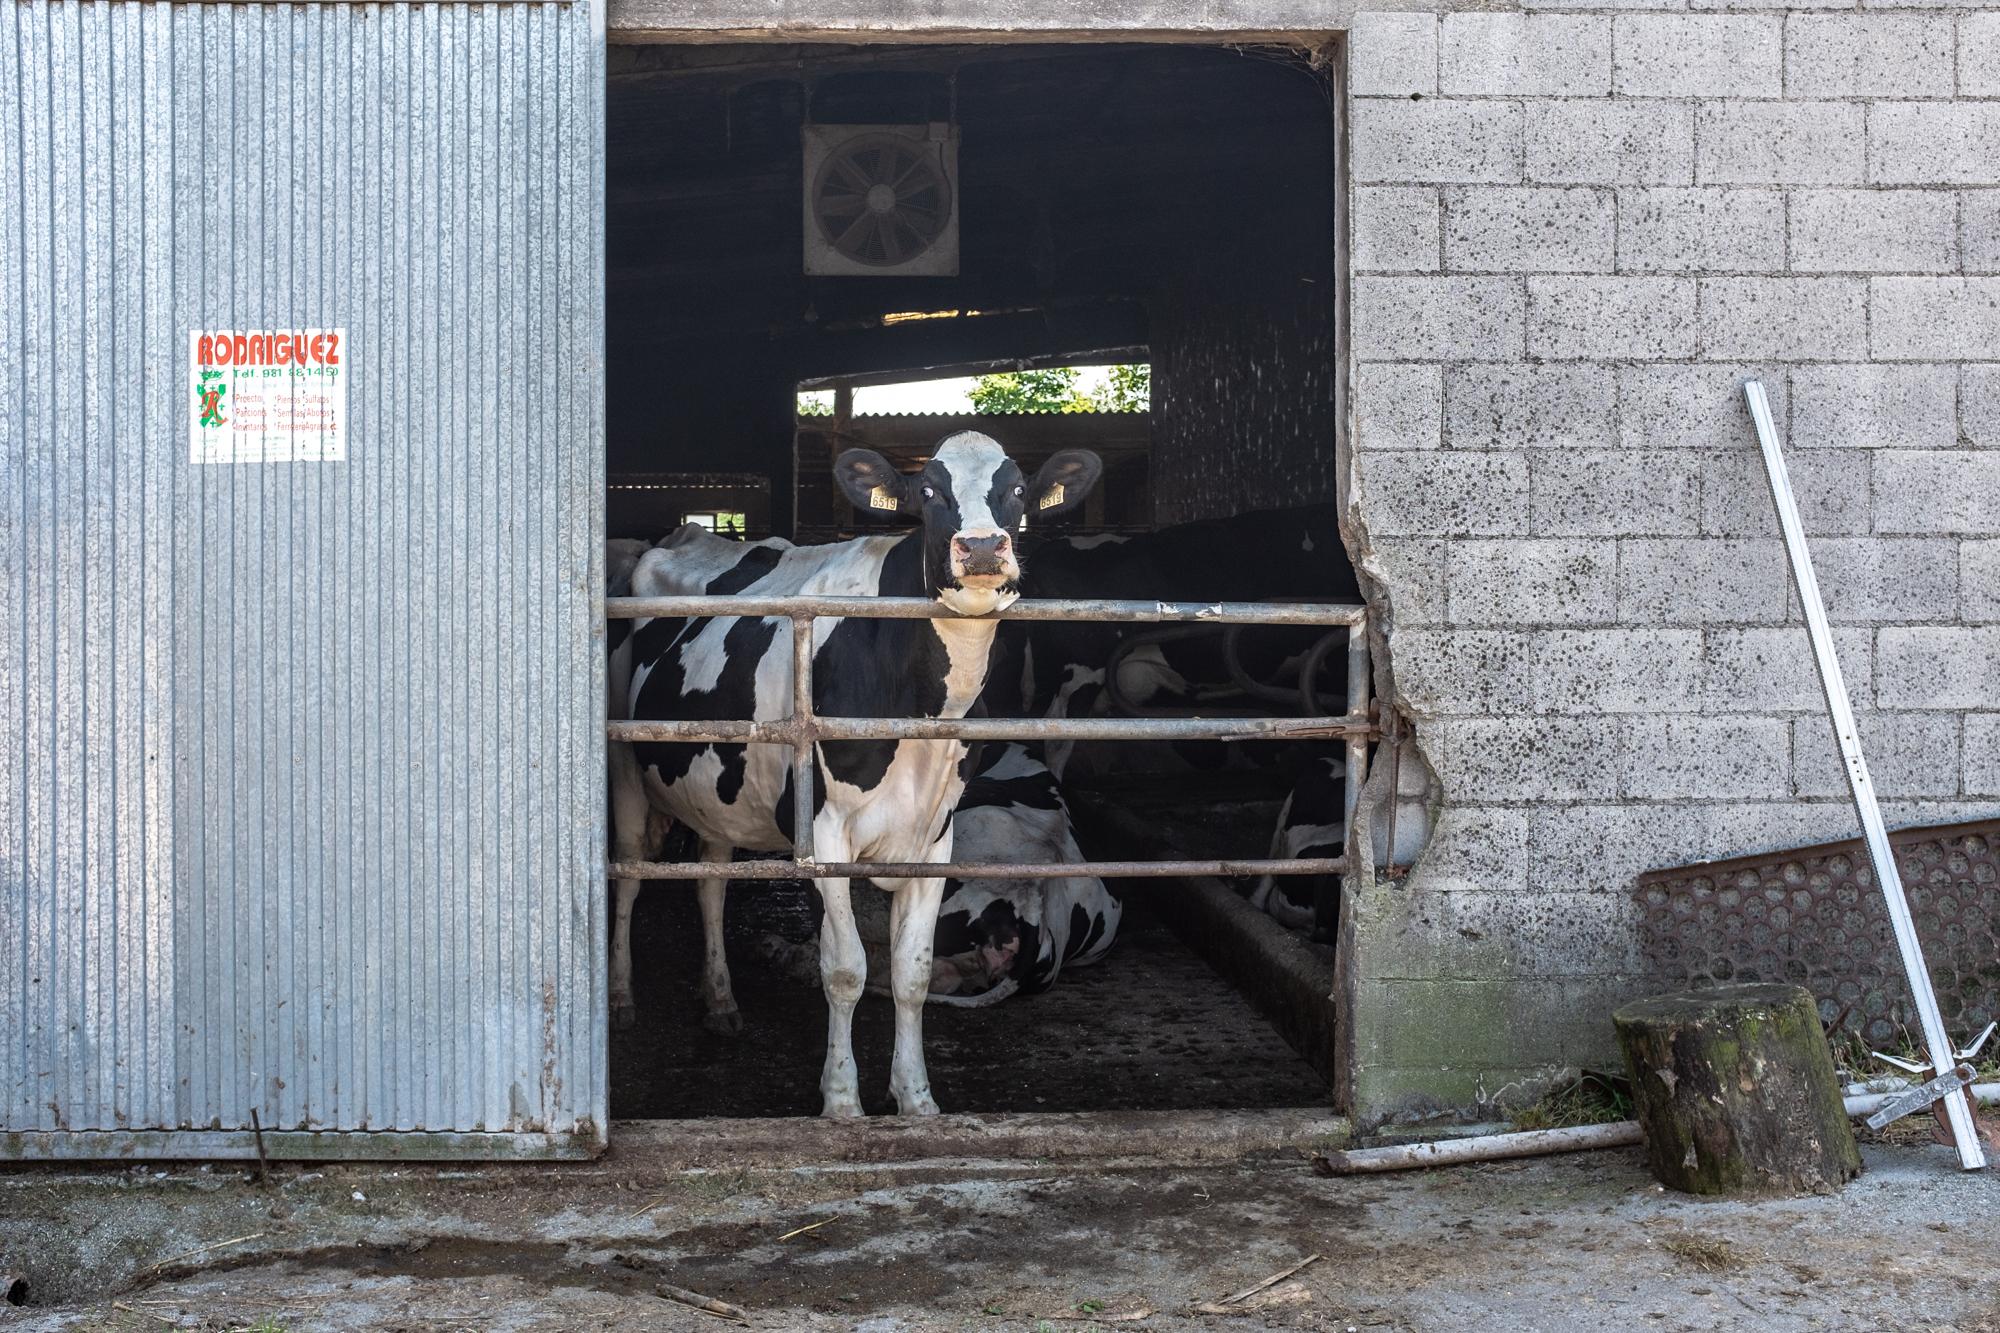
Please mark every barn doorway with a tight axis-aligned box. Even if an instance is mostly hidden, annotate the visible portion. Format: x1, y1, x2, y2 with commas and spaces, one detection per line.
606, 41, 1354, 1119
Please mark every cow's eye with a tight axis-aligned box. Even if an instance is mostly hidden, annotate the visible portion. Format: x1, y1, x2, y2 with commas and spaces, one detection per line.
922, 485, 935, 500
1013, 485, 1024, 497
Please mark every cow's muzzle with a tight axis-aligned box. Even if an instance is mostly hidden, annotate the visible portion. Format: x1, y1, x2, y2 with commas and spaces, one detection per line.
950, 531, 1016, 581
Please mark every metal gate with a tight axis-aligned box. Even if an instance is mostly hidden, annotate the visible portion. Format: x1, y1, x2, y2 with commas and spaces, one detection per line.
0, 1, 606, 1159
605, 594, 1372, 885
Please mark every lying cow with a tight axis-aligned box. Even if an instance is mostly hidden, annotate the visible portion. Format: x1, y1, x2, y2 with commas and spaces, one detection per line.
1247, 754, 1344, 943
617, 433, 1101, 1116
607, 526, 795, 1034
762, 741, 1122, 1004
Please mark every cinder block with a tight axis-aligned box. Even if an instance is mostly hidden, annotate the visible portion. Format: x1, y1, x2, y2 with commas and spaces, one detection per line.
1354, 276, 1526, 361
1619, 363, 1788, 450
1614, 16, 1782, 97
1528, 276, 1696, 358
1350, 12, 1438, 97
1356, 363, 1443, 451
1966, 715, 2000, 795
1964, 541, 2000, 621
1964, 14, 2000, 97
1698, 277, 1867, 360
1704, 627, 1875, 711
1403, 805, 1531, 894
1873, 450, 2000, 534
1619, 538, 1790, 623
1697, 102, 1864, 185
1790, 364, 1958, 449
1526, 100, 1694, 185
1788, 190, 1957, 273
1804, 537, 1960, 621
1529, 451, 1703, 536
1444, 187, 1614, 272
1966, 191, 2000, 274
1390, 893, 1647, 977
1353, 100, 1524, 185
1871, 278, 2000, 359
1700, 448, 1874, 537
1533, 628, 1705, 713
1784, 14, 1956, 98
1444, 363, 1617, 450
1791, 711, 1961, 798
1446, 539, 1620, 624
1617, 188, 1785, 273
1530, 802, 1849, 894
1876, 626, 2000, 709
1355, 187, 1441, 272
1869, 104, 2000, 186
1367, 538, 1448, 627
1392, 629, 1537, 715
1358, 453, 1531, 538
1425, 715, 1626, 801
1966, 366, 2000, 447
1621, 715, 1793, 799
1440, 14, 1612, 96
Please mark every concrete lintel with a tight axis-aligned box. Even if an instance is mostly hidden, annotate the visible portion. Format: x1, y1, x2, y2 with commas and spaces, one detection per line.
608, 0, 1350, 42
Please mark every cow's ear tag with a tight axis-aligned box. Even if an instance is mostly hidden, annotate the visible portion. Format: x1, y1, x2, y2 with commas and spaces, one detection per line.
1039, 483, 1065, 512
869, 485, 899, 512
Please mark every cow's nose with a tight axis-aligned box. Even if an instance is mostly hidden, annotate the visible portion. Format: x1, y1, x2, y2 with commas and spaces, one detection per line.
953, 533, 1012, 575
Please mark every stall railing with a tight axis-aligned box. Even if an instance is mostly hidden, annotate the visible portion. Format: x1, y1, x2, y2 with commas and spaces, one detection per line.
603, 594, 1371, 883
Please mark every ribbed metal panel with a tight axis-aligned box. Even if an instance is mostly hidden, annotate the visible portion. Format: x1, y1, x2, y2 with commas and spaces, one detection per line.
0, 1, 605, 1158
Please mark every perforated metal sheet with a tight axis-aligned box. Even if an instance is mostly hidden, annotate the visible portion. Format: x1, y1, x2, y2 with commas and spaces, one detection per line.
1635, 820, 2000, 1049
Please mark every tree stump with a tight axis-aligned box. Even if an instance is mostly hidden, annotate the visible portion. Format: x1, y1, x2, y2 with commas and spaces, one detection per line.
1614, 982, 1860, 1197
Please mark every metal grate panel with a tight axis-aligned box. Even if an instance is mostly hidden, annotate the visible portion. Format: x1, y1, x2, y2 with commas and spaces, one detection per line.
1635, 820, 2000, 1050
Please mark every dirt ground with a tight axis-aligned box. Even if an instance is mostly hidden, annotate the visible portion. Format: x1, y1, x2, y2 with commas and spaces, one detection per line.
614, 886, 1329, 1117
4, 1133, 1997, 1332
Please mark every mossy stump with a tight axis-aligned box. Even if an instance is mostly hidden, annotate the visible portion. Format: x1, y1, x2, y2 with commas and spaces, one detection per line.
1614, 982, 1860, 1197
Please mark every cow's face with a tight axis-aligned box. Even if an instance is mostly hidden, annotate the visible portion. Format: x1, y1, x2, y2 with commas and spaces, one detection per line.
836, 433, 1102, 616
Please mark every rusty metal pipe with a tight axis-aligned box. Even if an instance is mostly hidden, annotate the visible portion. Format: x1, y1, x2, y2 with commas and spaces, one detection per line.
608, 713, 1370, 745
607, 594, 1366, 628
609, 856, 1347, 881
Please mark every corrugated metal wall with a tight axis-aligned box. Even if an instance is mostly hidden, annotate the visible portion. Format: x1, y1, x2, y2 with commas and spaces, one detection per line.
0, 1, 605, 1158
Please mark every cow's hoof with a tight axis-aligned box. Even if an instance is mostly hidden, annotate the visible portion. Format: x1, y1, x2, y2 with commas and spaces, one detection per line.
612, 1001, 638, 1032
895, 1092, 941, 1117
820, 1097, 865, 1119
702, 1008, 743, 1037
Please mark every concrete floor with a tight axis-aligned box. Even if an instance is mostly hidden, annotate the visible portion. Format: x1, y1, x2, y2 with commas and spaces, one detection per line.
3, 1127, 1996, 1331
613, 883, 1330, 1118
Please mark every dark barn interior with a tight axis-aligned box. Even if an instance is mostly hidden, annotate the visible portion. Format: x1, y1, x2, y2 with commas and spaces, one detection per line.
606, 42, 1351, 1118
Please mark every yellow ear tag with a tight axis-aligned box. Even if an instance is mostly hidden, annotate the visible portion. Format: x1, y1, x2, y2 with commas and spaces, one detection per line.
1038, 483, 1065, 511
868, 485, 898, 512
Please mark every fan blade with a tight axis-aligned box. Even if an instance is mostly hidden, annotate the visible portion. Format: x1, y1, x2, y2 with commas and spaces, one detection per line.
831, 153, 875, 194
835, 210, 875, 252
874, 215, 903, 265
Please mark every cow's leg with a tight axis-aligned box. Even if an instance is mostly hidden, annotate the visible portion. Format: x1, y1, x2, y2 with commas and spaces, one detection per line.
607, 740, 650, 1031
885, 868, 949, 1117
812, 828, 866, 1118
696, 836, 741, 1036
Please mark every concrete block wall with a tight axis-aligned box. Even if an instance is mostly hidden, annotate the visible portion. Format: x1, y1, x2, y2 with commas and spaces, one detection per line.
1344, 3, 2000, 1122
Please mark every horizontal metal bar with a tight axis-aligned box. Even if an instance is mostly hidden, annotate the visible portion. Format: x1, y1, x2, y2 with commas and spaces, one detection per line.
606, 594, 1365, 627
610, 857, 1347, 881
607, 713, 1367, 745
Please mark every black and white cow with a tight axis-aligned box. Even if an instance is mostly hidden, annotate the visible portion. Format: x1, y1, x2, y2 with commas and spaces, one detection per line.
617, 433, 1101, 1117
762, 741, 1123, 1004
608, 526, 794, 1034
1247, 754, 1345, 943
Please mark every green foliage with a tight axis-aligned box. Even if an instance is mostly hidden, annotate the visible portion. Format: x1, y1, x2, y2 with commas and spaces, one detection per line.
970, 367, 1092, 415
796, 390, 833, 417
1508, 1069, 1634, 1131
1094, 362, 1151, 413
970, 363, 1149, 415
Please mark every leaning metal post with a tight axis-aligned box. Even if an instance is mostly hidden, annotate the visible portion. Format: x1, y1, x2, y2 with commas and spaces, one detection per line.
1744, 379, 1985, 1171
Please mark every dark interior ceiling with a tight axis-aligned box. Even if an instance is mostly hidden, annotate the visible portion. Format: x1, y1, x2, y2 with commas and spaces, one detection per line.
605, 41, 1335, 481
